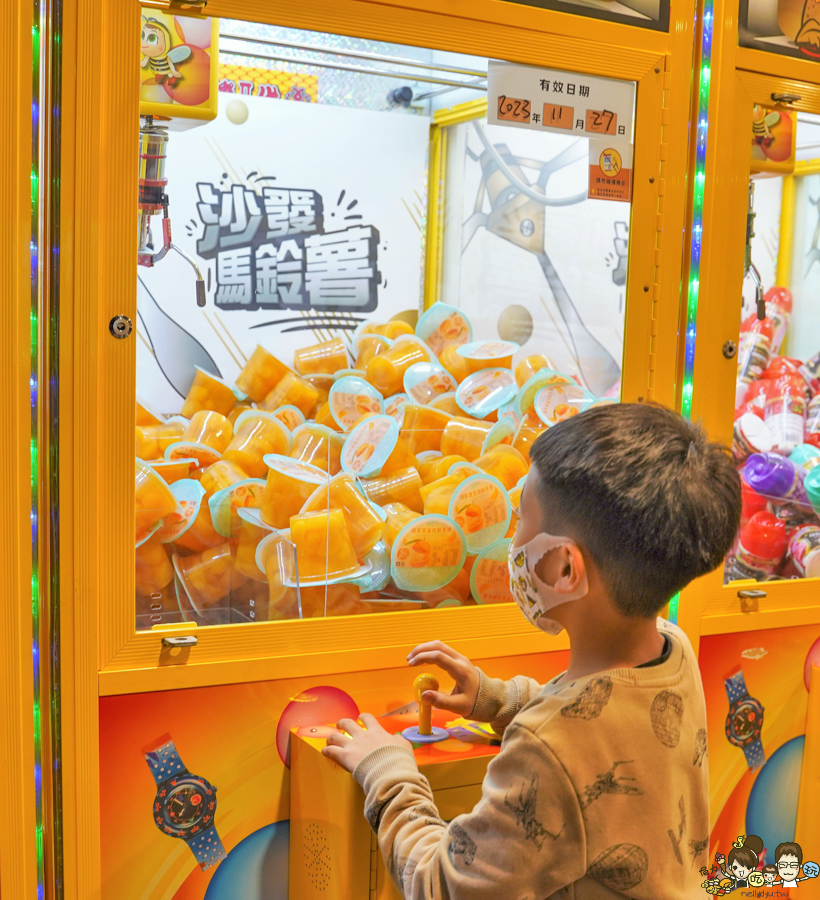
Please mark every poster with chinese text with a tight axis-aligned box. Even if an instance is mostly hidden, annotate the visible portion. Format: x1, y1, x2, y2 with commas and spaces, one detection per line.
137, 93, 430, 414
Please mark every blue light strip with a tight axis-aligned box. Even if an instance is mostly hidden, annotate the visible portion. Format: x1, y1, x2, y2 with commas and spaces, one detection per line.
670, 0, 713, 627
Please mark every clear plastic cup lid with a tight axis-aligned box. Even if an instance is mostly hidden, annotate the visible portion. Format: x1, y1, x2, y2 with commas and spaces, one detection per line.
341, 415, 399, 478
448, 473, 512, 554
391, 514, 467, 592
456, 368, 517, 418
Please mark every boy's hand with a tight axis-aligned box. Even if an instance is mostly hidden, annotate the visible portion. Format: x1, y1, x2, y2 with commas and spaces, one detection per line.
322, 713, 412, 773
407, 641, 480, 717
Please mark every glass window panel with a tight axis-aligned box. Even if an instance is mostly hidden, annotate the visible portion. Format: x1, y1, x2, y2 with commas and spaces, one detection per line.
134, 17, 634, 630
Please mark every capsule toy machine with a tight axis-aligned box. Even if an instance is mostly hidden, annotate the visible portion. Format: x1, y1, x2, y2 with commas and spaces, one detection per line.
53, 0, 696, 897
677, 0, 820, 889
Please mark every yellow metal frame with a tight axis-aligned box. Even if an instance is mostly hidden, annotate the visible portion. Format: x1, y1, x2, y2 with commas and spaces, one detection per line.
59, 0, 699, 892
0, 2, 40, 897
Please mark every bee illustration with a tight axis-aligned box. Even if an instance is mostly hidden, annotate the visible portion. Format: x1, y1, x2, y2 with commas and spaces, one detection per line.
140, 16, 191, 86
752, 108, 780, 147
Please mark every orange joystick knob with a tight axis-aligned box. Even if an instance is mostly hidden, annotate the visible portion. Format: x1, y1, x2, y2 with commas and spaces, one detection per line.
401, 673, 449, 745
414, 673, 439, 736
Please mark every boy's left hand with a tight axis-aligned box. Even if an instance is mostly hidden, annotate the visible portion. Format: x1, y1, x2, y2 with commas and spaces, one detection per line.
322, 712, 412, 773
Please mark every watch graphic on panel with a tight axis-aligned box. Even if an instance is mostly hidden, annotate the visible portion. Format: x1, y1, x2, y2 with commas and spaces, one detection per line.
143, 733, 227, 871
724, 666, 766, 771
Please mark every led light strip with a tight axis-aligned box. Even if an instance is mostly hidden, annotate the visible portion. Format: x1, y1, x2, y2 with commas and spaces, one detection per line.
669, 0, 713, 626
30, 1, 46, 893
32, 0, 63, 894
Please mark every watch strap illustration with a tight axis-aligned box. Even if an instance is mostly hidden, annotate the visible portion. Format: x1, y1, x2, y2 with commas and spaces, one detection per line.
724, 666, 748, 704
188, 824, 227, 870
142, 733, 187, 786
743, 738, 766, 770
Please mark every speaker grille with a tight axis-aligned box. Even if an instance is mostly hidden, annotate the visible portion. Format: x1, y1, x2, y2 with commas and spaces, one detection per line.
304, 822, 332, 892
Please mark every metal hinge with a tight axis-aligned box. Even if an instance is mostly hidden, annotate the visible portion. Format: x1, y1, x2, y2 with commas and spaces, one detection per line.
141, 0, 208, 16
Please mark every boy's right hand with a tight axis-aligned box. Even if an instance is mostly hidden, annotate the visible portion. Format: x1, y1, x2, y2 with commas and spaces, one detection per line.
407, 641, 480, 717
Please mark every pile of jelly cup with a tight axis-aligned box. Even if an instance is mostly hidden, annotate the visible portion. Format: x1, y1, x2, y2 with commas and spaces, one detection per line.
134, 303, 607, 624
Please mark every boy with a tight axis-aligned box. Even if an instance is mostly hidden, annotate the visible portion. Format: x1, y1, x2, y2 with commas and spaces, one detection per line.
323, 404, 741, 900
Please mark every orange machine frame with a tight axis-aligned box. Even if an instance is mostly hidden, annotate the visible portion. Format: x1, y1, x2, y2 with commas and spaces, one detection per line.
58, 0, 697, 895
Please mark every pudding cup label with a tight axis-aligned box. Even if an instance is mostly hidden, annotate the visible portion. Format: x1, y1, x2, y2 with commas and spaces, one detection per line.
156, 478, 206, 544
209, 478, 267, 538
415, 303, 472, 355
263, 454, 329, 485
457, 339, 519, 361
404, 362, 458, 405
384, 393, 411, 426
448, 473, 512, 553
342, 415, 399, 478
272, 405, 306, 431
471, 538, 515, 604
515, 369, 577, 419
165, 440, 221, 468
391, 514, 467, 592
329, 376, 384, 430
456, 368, 517, 418
533, 384, 595, 426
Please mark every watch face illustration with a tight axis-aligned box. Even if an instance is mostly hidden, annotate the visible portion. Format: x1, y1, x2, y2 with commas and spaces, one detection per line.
153, 774, 217, 838
725, 697, 764, 746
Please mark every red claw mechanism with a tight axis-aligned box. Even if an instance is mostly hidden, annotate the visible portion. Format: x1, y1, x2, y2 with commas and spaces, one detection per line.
138, 115, 206, 307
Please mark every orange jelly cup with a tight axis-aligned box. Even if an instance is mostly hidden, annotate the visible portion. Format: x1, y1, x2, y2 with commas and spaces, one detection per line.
260, 456, 328, 529
136, 399, 165, 426
294, 337, 349, 376
227, 401, 254, 426
234, 344, 290, 403
173, 500, 224, 552
183, 410, 234, 454
354, 334, 390, 370
199, 458, 250, 498
297, 583, 362, 618
135, 533, 174, 596
222, 412, 292, 478
290, 424, 345, 474
260, 371, 320, 418
399, 404, 452, 456
515, 355, 555, 387
175, 542, 246, 609
382, 320, 415, 340
438, 345, 471, 383
382, 502, 421, 550
289, 508, 360, 583
147, 458, 197, 484
365, 337, 430, 397
234, 514, 274, 582
512, 423, 546, 460
181, 368, 237, 418
135, 459, 180, 540
256, 530, 300, 612
301, 473, 385, 558
474, 444, 529, 490
360, 465, 424, 513
441, 416, 494, 462
135, 421, 185, 460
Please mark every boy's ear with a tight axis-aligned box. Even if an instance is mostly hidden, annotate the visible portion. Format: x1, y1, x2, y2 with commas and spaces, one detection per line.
557, 543, 586, 593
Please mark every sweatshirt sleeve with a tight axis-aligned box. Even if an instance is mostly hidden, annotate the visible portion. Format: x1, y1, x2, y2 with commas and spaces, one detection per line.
353, 723, 586, 900
470, 670, 545, 735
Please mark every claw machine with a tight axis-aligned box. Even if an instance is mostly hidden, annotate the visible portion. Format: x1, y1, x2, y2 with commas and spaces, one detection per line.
677, 0, 820, 884
55, 0, 697, 896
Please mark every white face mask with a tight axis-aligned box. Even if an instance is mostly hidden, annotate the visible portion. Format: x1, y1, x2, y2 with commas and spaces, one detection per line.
507, 532, 589, 634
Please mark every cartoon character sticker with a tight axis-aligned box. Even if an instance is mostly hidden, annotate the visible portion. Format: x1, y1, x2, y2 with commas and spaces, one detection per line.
700, 839, 819, 895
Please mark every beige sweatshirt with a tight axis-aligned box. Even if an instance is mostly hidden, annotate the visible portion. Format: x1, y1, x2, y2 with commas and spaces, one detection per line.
353, 619, 709, 900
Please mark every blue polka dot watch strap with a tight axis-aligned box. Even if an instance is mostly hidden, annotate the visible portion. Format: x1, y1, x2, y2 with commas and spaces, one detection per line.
143, 733, 187, 786
189, 825, 227, 871
724, 668, 748, 705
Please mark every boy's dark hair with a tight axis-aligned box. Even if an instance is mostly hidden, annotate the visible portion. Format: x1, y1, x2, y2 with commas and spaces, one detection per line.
529, 403, 741, 617
776, 843, 803, 865
762, 865, 778, 876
